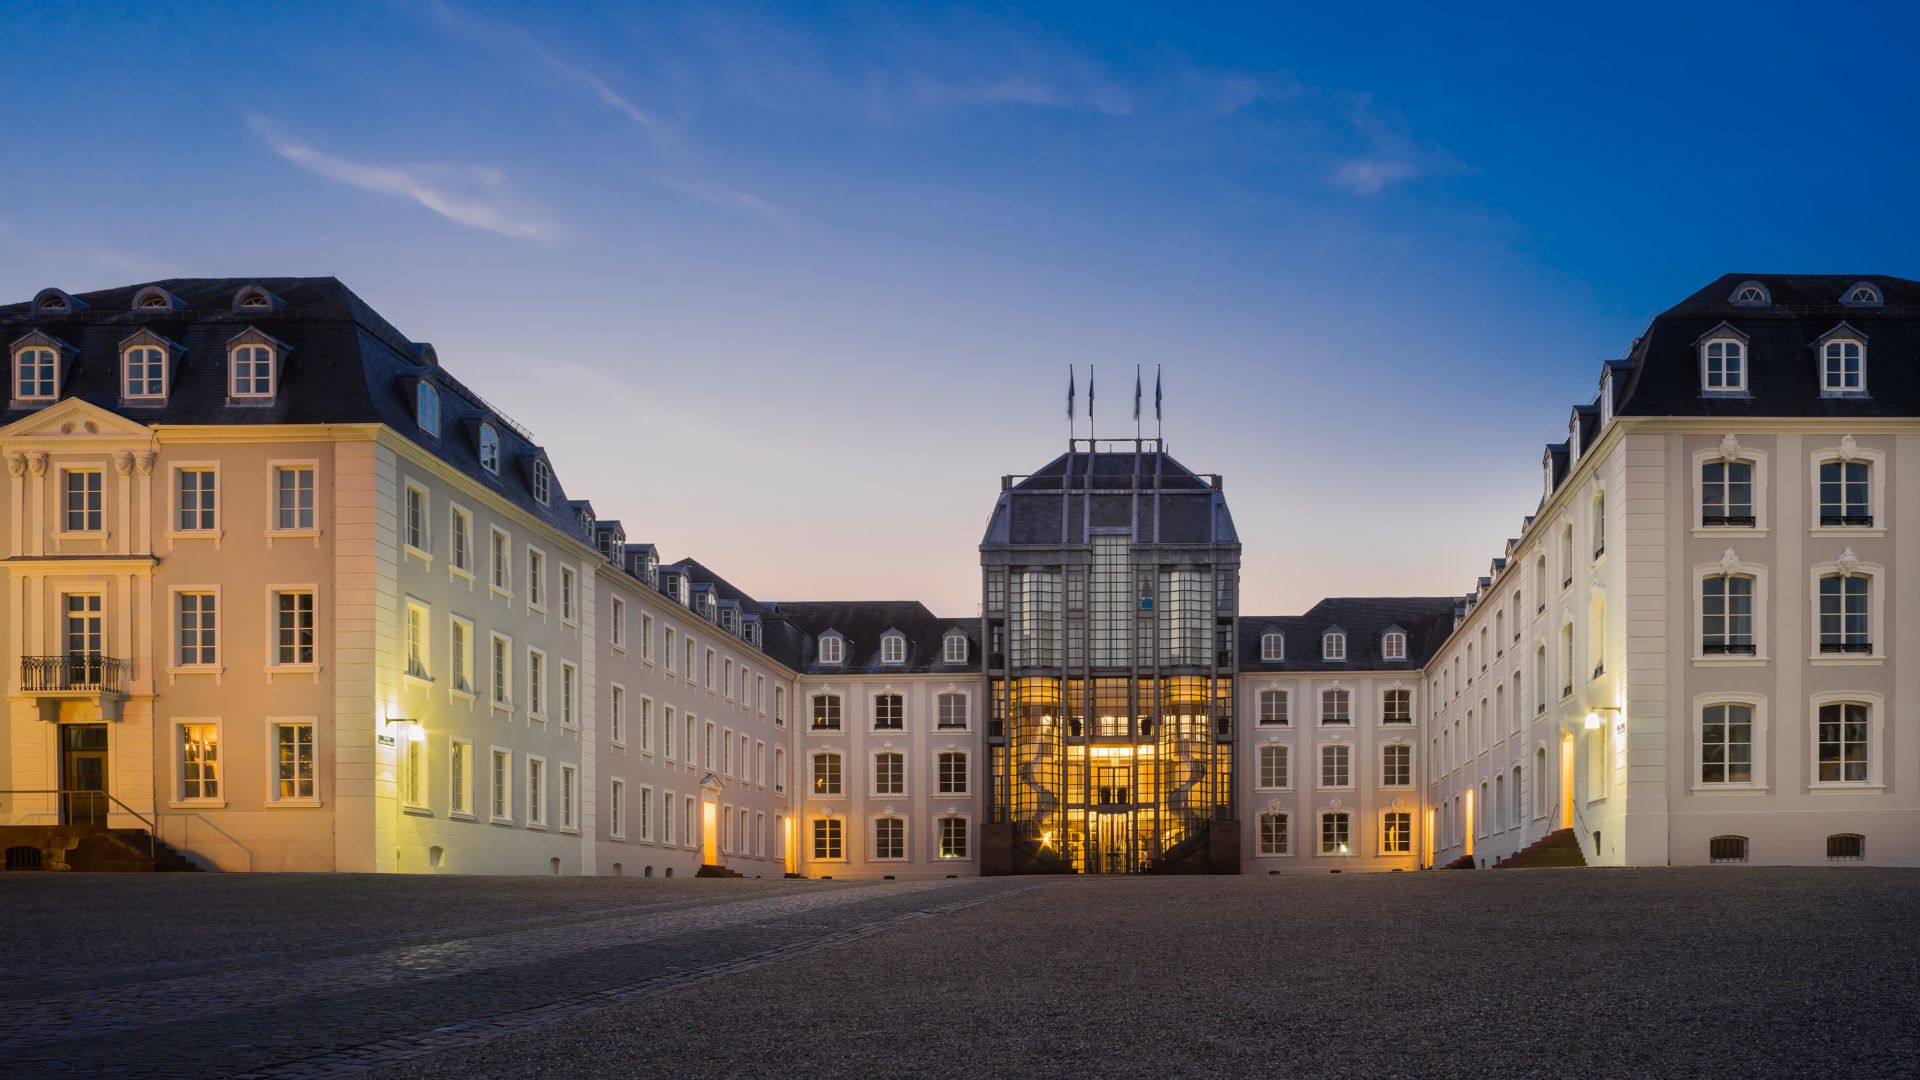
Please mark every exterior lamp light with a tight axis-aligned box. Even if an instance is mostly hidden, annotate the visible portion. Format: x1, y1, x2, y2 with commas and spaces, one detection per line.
1585, 705, 1622, 730
1039, 830, 1055, 851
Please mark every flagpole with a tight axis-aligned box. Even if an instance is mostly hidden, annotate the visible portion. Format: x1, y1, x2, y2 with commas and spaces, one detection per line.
1155, 365, 1163, 445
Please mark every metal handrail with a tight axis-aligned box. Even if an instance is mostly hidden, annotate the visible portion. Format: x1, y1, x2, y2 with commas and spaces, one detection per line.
20, 655, 129, 694
0, 788, 157, 862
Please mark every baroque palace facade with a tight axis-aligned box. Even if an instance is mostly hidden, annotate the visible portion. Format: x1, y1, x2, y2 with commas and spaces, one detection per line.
1, 273, 1913, 874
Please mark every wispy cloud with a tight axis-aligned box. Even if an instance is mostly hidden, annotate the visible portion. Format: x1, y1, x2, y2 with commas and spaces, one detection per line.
909, 74, 1132, 116
1330, 158, 1421, 195
250, 116, 558, 242
1325, 92, 1460, 196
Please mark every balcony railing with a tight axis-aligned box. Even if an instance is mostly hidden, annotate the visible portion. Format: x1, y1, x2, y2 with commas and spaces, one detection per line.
1703, 642, 1758, 655
1820, 514, 1874, 527
1703, 515, 1757, 527
21, 655, 128, 695
1819, 642, 1873, 654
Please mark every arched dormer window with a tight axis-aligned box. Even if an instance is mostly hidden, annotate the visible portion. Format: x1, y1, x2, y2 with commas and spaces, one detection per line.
1729, 281, 1770, 306
119, 329, 176, 402
131, 285, 181, 310
1814, 326, 1867, 396
1382, 628, 1407, 661
880, 632, 906, 665
1695, 323, 1749, 395
818, 634, 845, 665
1599, 371, 1614, 427
943, 631, 968, 664
416, 382, 441, 436
532, 459, 552, 504
1842, 281, 1882, 307
11, 332, 68, 403
232, 284, 282, 311
478, 423, 501, 473
32, 288, 83, 313
1261, 631, 1285, 662
1321, 629, 1346, 662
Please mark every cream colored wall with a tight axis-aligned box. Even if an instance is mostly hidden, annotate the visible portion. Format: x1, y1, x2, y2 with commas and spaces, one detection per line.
793, 673, 982, 880
592, 573, 799, 880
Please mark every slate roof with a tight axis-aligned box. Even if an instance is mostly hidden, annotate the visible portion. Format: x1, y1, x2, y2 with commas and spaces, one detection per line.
2, 277, 590, 544
761, 601, 979, 675
982, 449, 1238, 547
1240, 597, 1458, 674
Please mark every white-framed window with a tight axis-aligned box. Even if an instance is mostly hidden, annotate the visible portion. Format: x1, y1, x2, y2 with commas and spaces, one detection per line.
865, 815, 901, 860
1319, 743, 1352, 789
175, 590, 218, 667
937, 816, 969, 860
560, 763, 578, 832
490, 528, 511, 594
721, 726, 733, 775
774, 748, 786, 792
818, 635, 844, 665
172, 467, 218, 533
610, 596, 626, 650
638, 783, 655, 841
404, 482, 429, 555
271, 589, 317, 666
1813, 696, 1878, 787
490, 748, 511, 822
1592, 488, 1606, 558
638, 695, 653, 752
527, 548, 545, 609
400, 730, 427, 810
62, 469, 102, 532
1701, 459, 1755, 526
478, 423, 501, 473
873, 693, 904, 731
662, 705, 676, 760
1320, 688, 1351, 725
124, 344, 167, 400
937, 692, 968, 729
1820, 339, 1865, 395
1843, 282, 1882, 306
937, 749, 969, 794
449, 616, 473, 695
1382, 688, 1412, 723
532, 459, 551, 504
1258, 688, 1290, 726
1382, 630, 1407, 661
176, 721, 221, 803
271, 720, 317, 803
944, 633, 968, 663
609, 778, 626, 839
229, 342, 275, 399
272, 465, 316, 531
1321, 631, 1345, 661
416, 382, 440, 435
490, 633, 512, 707
1260, 631, 1284, 662
561, 662, 578, 727
873, 751, 905, 796
1258, 810, 1289, 856
1701, 338, 1746, 393
1701, 571, 1758, 656
811, 693, 842, 731
1817, 458, 1873, 527
560, 566, 577, 623
660, 789, 676, 846
1256, 744, 1289, 790
525, 757, 547, 827
1816, 571, 1873, 654
640, 612, 654, 661
1381, 743, 1412, 787
1730, 281, 1770, 305
881, 633, 906, 664
1319, 811, 1352, 856
527, 648, 547, 719
811, 751, 843, 796
1699, 701, 1755, 786
1381, 811, 1412, 854
448, 505, 473, 575
812, 817, 844, 861
609, 684, 626, 745
703, 647, 717, 691
404, 601, 430, 680
13, 345, 58, 401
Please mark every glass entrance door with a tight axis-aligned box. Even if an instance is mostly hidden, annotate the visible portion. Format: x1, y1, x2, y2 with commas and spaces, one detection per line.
61, 724, 109, 826
1092, 812, 1136, 874
65, 593, 104, 685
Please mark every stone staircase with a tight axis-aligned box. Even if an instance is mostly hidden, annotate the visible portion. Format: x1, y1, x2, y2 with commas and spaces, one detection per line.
0, 826, 203, 872
1493, 828, 1587, 870
695, 863, 744, 878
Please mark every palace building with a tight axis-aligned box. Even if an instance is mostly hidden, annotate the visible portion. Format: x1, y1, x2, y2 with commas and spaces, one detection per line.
1, 273, 1913, 873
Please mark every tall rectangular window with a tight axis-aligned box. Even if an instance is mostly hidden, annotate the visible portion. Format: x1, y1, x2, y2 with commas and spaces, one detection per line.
63, 470, 102, 532
874, 817, 905, 860
405, 484, 428, 552
560, 566, 576, 622
491, 635, 511, 705
450, 739, 470, 815
451, 507, 472, 573
1089, 535, 1132, 667
1381, 811, 1412, 854
1818, 575, 1870, 652
561, 663, 577, 727
1701, 461, 1754, 525
15, 346, 57, 399
451, 619, 472, 694
176, 469, 216, 531
1819, 461, 1872, 526
1382, 689, 1412, 723
1258, 744, 1288, 789
938, 751, 969, 794
1702, 575, 1755, 654
1320, 812, 1351, 855
527, 758, 546, 826
1700, 704, 1753, 784
1258, 690, 1289, 726
273, 722, 315, 801
1382, 744, 1412, 787
1320, 744, 1351, 788
491, 750, 510, 819
611, 597, 625, 649
813, 818, 843, 860
273, 591, 316, 666
610, 685, 626, 745
274, 466, 315, 530
179, 723, 219, 800
405, 603, 429, 678
528, 550, 545, 608
528, 650, 546, 718
231, 344, 275, 397
609, 779, 626, 839
1816, 703, 1869, 783
491, 529, 510, 591
402, 734, 424, 808
561, 764, 578, 830
176, 592, 217, 666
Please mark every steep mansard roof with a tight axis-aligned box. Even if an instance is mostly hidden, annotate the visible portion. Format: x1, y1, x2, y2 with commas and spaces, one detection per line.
760, 600, 979, 675
1240, 597, 1459, 674
2, 277, 589, 544
983, 449, 1239, 548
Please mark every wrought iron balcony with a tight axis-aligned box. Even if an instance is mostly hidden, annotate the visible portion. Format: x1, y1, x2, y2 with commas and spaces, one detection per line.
1819, 642, 1873, 654
21, 655, 128, 695
1820, 514, 1874, 527
1702, 514, 1757, 527
1703, 642, 1758, 655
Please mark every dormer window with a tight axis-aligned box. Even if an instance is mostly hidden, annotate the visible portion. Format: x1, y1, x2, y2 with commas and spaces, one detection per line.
1261, 632, 1285, 662
1322, 630, 1346, 662
13, 345, 59, 402
1729, 281, 1770, 306
1843, 282, 1882, 307
1568, 419, 1581, 463
1702, 338, 1746, 393
131, 285, 181, 310
532, 460, 551, 504
1821, 339, 1865, 395
944, 632, 968, 664
32, 288, 82, 313
229, 343, 276, 400
819, 635, 844, 665
1599, 373, 1614, 427
233, 284, 281, 310
1382, 630, 1407, 661
478, 424, 501, 473
744, 621, 762, 648
123, 344, 167, 401
881, 633, 906, 665
416, 382, 441, 436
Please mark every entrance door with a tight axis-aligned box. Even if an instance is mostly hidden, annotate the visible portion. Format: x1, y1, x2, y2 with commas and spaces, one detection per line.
1092, 812, 1135, 874
61, 724, 109, 826
65, 593, 104, 685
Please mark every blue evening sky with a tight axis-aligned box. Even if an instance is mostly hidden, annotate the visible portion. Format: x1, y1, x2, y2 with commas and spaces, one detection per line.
3, 2, 1915, 614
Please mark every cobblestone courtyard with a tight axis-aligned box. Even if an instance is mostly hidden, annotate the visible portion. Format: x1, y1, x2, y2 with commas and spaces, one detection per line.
2, 868, 1915, 1078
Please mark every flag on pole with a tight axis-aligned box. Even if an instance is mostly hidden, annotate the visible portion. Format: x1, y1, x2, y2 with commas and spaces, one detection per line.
1089, 366, 1096, 421
1067, 366, 1075, 420
1155, 366, 1163, 421
1134, 366, 1142, 421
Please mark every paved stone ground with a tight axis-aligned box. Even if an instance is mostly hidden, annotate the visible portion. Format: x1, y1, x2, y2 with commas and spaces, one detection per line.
3, 868, 1916, 1078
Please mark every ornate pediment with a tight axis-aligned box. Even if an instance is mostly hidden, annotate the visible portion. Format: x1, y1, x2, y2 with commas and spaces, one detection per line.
0, 397, 154, 443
